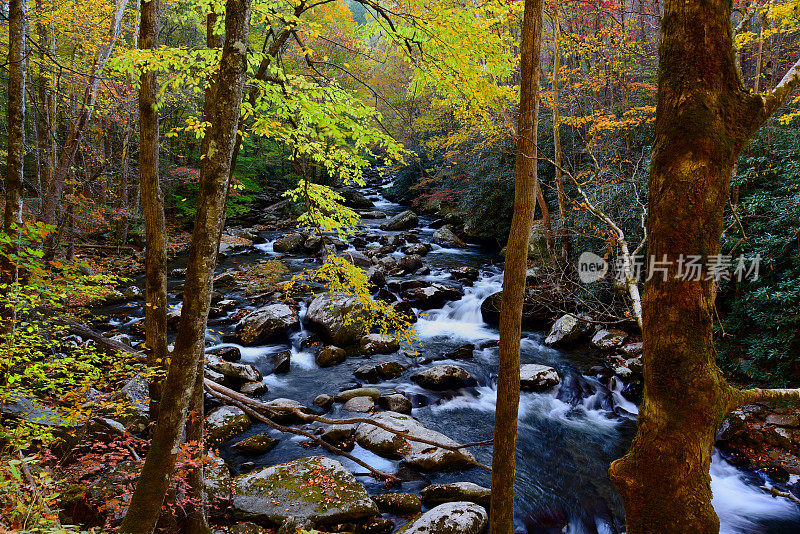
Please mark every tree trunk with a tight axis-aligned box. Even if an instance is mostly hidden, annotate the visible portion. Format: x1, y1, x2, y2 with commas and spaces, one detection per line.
609, 0, 800, 530
138, 0, 169, 422
118, 0, 252, 530
34, 0, 56, 210
489, 0, 544, 530
551, 4, 570, 261
2, 0, 27, 338
39, 0, 129, 259
182, 12, 224, 534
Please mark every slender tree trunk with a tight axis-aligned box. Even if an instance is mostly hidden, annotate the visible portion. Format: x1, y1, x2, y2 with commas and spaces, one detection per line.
2, 0, 27, 338
182, 12, 224, 534
609, 0, 800, 530
551, 4, 570, 261
489, 0, 544, 530
118, 0, 252, 531
138, 0, 168, 422
39, 0, 128, 259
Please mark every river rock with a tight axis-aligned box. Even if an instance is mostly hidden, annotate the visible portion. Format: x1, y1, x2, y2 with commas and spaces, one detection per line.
316, 345, 346, 367
620, 341, 643, 357
234, 304, 299, 345
367, 266, 386, 287
269, 350, 291, 374
239, 381, 268, 396
590, 329, 627, 350
336, 387, 381, 402
402, 243, 430, 256
355, 412, 476, 470
354, 364, 381, 383
396, 501, 488, 534
123, 286, 143, 300
343, 396, 375, 413
520, 364, 560, 391
306, 293, 368, 346
208, 345, 242, 362
432, 225, 466, 248
443, 344, 475, 360
232, 456, 378, 526
372, 493, 422, 516
544, 314, 589, 346
273, 233, 304, 253
338, 187, 374, 208
376, 361, 404, 379
381, 210, 418, 231
232, 433, 280, 454
117, 375, 150, 433
360, 334, 400, 355
420, 482, 491, 507
206, 355, 263, 383
397, 254, 424, 273
322, 423, 356, 444
451, 266, 479, 283
412, 365, 477, 390
361, 210, 388, 219
206, 406, 251, 444
313, 394, 334, 411
376, 393, 413, 414
401, 283, 464, 310
205, 450, 233, 508
341, 250, 372, 268
766, 414, 800, 428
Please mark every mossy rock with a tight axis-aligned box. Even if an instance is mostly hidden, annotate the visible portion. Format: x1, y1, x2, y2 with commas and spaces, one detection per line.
232, 456, 378, 526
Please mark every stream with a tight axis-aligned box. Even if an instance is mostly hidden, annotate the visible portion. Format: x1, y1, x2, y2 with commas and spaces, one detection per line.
102, 178, 799, 533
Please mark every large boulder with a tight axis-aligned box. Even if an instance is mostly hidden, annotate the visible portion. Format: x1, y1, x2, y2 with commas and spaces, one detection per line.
412, 365, 477, 391
206, 406, 251, 444
401, 283, 464, 310
396, 502, 488, 534
432, 226, 466, 248
360, 334, 400, 355
234, 304, 299, 345
544, 314, 589, 346
232, 456, 378, 526
355, 412, 476, 470
316, 345, 347, 367
205, 450, 233, 509
397, 254, 424, 273
338, 188, 375, 208
519, 364, 560, 391
116, 375, 150, 433
590, 328, 627, 350
376, 393, 413, 414
206, 355, 263, 383
372, 493, 422, 516
420, 482, 491, 506
381, 210, 419, 231
273, 233, 304, 253
306, 293, 368, 346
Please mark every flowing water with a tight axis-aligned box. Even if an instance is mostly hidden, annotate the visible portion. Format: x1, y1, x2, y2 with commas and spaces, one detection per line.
105, 179, 800, 532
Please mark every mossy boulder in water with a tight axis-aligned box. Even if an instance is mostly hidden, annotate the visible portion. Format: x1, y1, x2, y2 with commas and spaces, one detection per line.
232, 456, 378, 526
306, 292, 368, 346
396, 501, 488, 533
234, 303, 299, 345
205, 406, 251, 444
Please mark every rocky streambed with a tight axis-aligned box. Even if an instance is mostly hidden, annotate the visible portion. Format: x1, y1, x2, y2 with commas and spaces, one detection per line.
92, 176, 800, 533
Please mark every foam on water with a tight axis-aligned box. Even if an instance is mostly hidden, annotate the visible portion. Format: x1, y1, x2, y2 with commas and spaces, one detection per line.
712, 452, 799, 533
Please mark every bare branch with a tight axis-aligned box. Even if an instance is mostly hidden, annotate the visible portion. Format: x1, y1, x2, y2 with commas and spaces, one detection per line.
763, 56, 800, 118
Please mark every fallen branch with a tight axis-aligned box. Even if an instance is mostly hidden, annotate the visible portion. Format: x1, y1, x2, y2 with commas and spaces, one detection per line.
204, 383, 400, 484
204, 379, 491, 471
760, 485, 800, 506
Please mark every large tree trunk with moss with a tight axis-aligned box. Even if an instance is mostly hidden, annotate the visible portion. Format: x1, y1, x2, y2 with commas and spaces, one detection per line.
138, 0, 169, 422
489, 0, 544, 530
2, 0, 27, 338
118, 0, 252, 531
609, 0, 800, 531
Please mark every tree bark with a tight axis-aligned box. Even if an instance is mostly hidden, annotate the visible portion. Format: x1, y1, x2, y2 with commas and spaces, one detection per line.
138, 0, 169, 422
609, 0, 800, 531
551, 4, 570, 262
2, 0, 27, 339
489, 0, 544, 530
118, 0, 252, 531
